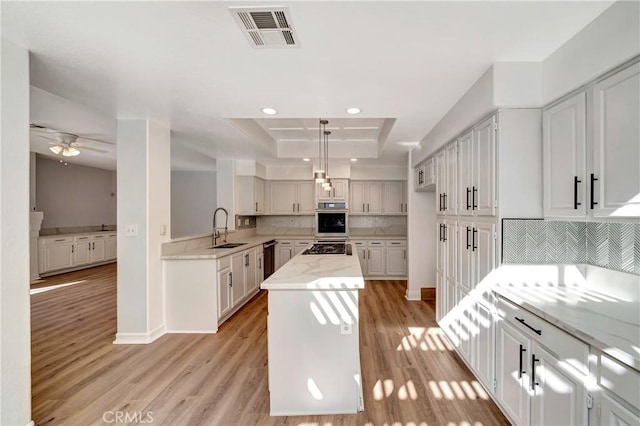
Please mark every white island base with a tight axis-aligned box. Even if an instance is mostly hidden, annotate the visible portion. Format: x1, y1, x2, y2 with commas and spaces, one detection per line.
261, 248, 365, 416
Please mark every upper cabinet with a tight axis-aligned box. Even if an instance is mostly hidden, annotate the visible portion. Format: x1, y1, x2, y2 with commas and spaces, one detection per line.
414, 157, 435, 192
236, 176, 266, 215
269, 181, 315, 215
383, 181, 407, 214
436, 141, 459, 216
317, 178, 348, 203
473, 116, 496, 216
351, 180, 407, 215
543, 62, 639, 218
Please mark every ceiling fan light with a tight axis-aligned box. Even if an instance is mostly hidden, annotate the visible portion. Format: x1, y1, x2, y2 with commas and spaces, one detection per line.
49, 145, 63, 154
62, 147, 80, 157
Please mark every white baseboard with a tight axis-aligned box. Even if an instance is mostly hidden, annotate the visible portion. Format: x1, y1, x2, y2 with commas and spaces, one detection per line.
26, 421, 35, 426
165, 329, 218, 334
113, 324, 165, 345
405, 289, 422, 301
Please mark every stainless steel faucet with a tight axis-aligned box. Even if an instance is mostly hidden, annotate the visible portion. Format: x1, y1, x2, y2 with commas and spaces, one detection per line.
212, 207, 229, 246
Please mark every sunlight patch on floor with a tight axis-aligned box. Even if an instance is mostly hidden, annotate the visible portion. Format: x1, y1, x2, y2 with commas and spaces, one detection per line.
30, 280, 87, 295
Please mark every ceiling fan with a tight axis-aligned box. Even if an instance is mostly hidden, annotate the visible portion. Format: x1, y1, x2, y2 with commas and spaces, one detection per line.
30, 123, 113, 157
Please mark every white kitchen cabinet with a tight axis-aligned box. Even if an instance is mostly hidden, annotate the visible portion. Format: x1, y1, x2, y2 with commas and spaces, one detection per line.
458, 221, 495, 293
496, 319, 531, 426
385, 240, 407, 276
423, 157, 435, 187
436, 219, 446, 321
92, 235, 106, 262
105, 233, 117, 260
473, 299, 495, 393
293, 239, 312, 256
276, 240, 293, 270
74, 235, 92, 265
383, 181, 407, 214
353, 241, 367, 275
458, 130, 474, 216
591, 63, 640, 217
445, 142, 458, 216
236, 176, 265, 215
269, 181, 315, 215
435, 150, 447, 216
473, 116, 496, 216
40, 237, 74, 273
597, 391, 640, 426
217, 261, 232, 320
366, 240, 385, 276
231, 252, 245, 306
414, 163, 425, 191
244, 248, 258, 295
543, 92, 587, 217
317, 178, 348, 202
543, 62, 640, 218
444, 219, 457, 296
350, 181, 383, 214
257, 251, 264, 285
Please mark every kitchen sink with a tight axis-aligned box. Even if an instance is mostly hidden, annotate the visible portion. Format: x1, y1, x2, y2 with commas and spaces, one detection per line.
211, 243, 247, 249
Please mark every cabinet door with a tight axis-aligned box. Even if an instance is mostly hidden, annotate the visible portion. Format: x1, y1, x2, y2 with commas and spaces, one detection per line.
293, 240, 311, 256
383, 181, 404, 214
445, 142, 458, 216
496, 320, 531, 426
435, 220, 446, 286
106, 236, 117, 260
231, 253, 245, 305
436, 269, 445, 322
297, 181, 316, 214
366, 182, 383, 214
592, 63, 640, 217
270, 181, 297, 214
256, 252, 264, 285
598, 391, 640, 426
474, 116, 496, 216
217, 267, 232, 319
474, 222, 495, 288
385, 247, 406, 276
424, 158, 435, 186
530, 344, 587, 426
244, 249, 258, 295
458, 222, 473, 293
350, 182, 366, 213
43, 241, 74, 271
474, 299, 495, 393
435, 150, 447, 215
444, 221, 457, 292
543, 92, 587, 218
414, 164, 424, 190
367, 246, 385, 276
445, 279, 456, 317
454, 289, 473, 363
255, 178, 265, 214
279, 247, 293, 268
74, 238, 92, 265
91, 237, 106, 262
331, 179, 348, 201
458, 131, 474, 216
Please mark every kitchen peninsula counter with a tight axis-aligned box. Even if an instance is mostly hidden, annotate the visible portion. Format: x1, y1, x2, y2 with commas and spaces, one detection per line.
261, 243, 365, 416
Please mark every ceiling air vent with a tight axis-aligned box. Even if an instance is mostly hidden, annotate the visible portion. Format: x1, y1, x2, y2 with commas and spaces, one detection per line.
229, 6, 299, 49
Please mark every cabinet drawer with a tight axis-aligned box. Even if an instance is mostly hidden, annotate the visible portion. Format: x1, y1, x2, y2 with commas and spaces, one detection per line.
294, 240, 311, 246
352, 241, 366, 247
74, 236, 91, 241
217, 256, 231, 271
497, 296, 589, 376
278, 240, 293, 246
41, 236, 72, 245
599, 353, 640, 409
93, 234, 105, 239
385, 240, 407, 247
367, 240, 384, 247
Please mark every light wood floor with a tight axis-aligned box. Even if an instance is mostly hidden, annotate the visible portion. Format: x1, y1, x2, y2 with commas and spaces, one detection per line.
31, 263, 508, 425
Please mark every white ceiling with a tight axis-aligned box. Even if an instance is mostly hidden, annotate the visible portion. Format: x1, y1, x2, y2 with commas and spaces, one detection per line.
2, 1, 614, 171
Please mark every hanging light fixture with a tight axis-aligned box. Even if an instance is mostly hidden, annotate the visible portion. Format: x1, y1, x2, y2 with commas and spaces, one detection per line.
63, 146, 80, 157
322, 129, 332, 191
49, 145, 63, 155
313, 119, 328, 183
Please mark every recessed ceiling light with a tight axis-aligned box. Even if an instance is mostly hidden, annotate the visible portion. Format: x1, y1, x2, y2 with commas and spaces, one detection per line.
350, 158, 358, 162
303, 158, 310, 162
262, 107, 277, 115
346, 107, 361, 115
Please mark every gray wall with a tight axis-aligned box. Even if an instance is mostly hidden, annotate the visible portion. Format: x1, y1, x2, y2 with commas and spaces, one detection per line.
171, 171, 216, 238
36, 156, 116, 228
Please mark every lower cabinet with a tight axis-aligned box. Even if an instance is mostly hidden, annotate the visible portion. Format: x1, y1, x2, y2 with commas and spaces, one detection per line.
106, 234, 117, 260
385, 240, 407, 276
352, 239, 407, 278
231, 252, 246, 306
293, 240, 312, 256
218, 246, 263, 323
597, 391, 640, 426
367, 241, 385, 276
276, 240, 293, 270
40, 237, 74, 272
217, 257, 232, 320
39, 233, 117, 275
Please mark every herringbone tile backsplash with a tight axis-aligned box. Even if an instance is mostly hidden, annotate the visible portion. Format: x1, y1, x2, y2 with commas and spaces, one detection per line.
502, 219, 640, 275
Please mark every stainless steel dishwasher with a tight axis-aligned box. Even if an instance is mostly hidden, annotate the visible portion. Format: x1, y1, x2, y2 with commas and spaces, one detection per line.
263, 240, 276, 279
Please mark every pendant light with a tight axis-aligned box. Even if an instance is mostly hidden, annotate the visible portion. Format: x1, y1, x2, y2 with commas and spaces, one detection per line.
322, 129, 332, 191
313, 119, 328, 183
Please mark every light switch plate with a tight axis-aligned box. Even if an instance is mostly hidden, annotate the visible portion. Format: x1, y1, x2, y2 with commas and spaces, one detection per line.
340, 319, 352, 335
160, 224, 167, 236
125, 224, 138, 237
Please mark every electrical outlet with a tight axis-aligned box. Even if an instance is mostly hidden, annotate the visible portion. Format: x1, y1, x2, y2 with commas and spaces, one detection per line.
340, 319, 352, 335
237, 218, 241, 227
244, 218, 250, 225
125, 224, 138, 237
289, 218, 295, 225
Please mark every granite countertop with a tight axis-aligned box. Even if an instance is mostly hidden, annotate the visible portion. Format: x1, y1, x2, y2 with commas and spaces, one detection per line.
488, 264, 640, 371
39, 231, 117, 238
260, 243, 365, 291
162, 235, 281, 260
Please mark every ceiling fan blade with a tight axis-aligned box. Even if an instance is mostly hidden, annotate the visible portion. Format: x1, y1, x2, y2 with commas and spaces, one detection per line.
34, 134, 59, 142
77, 146, 109, 154
76, 135, 115, 145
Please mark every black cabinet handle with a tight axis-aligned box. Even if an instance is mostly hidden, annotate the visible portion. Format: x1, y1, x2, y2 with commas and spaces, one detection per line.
442, 224, 447, 242
472, 186, 478, 210
466, 226, 471, 249
256, 202, 258, 212
472, 228, 477, 251
245, 254, 249, 267
531, 354, 539, 391
438, 224, 442, 242
573, 176, 581, 209
72, 244, 74, 253
590, 173, 598, 209
466, 187, 471, 210
443, 193, 447, 211
519, 344, 526, 379
92, 242, 95, 250
229, 272, 233, 287
293, 203, 295, 212
515, 316, 542, 335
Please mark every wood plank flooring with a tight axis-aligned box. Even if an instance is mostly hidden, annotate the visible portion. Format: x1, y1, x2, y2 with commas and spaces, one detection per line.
31, 264, 508, 425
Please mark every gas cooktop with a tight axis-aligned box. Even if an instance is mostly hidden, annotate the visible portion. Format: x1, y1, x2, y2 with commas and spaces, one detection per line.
302, 243, 352, 255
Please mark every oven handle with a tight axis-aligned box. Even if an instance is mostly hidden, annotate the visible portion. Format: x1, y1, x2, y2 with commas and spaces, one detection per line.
263, 241, 277, 248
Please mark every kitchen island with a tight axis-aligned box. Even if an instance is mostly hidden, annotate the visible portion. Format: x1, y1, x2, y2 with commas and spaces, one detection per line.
260, 242, 365, 416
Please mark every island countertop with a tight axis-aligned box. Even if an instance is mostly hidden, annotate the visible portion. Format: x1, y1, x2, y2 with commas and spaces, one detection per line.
260, 243, 365, 291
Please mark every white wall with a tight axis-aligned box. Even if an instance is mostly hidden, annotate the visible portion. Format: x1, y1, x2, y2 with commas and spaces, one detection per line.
171, 171, 216, 238
406, 151, 436, 300
35, 156, 116, 229
542, 1, 640, 103
266, 165, 313, 180
0, 38, 32, 426
215, 159, 236, 230
350, 166, 407, 180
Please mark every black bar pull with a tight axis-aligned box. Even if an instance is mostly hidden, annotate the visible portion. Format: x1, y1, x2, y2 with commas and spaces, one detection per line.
438, 193, 442, 211
443, 193, 447, 211
573, 176, 582, 209
472, 186, 478, 210
443, 224, 447, 242
519, 344, 526, 379
515, 317, 542, 335
466, 187, 471, 210
229, 272, 232, 287
472, 228, 477, 251
590, 173, 598, 209
531, 354, 539, 391
466, 226, 471, 249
